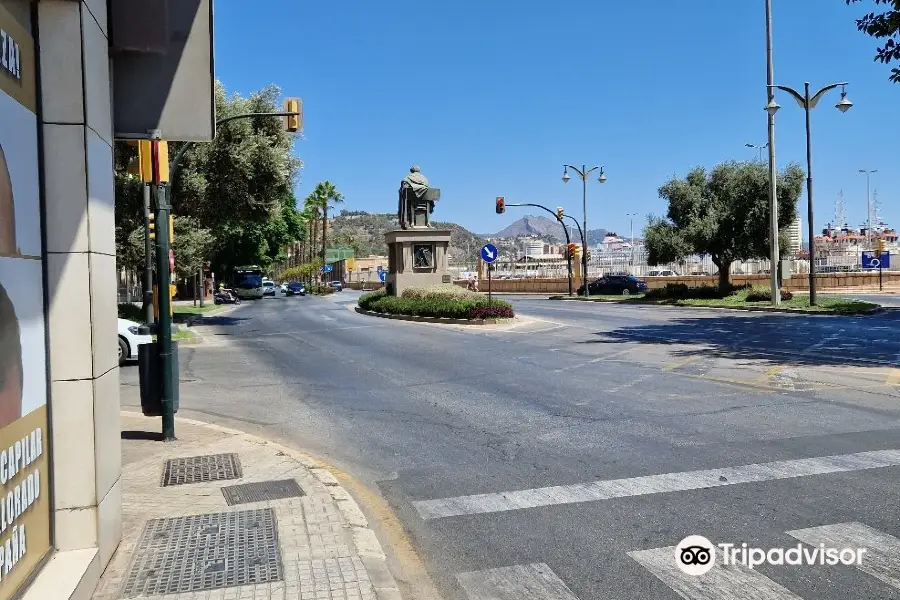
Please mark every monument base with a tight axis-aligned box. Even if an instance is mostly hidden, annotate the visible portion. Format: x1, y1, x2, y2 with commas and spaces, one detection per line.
384, 228, 452, 297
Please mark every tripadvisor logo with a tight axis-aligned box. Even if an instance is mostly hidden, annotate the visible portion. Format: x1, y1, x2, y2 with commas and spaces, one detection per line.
675, 535, 867, 575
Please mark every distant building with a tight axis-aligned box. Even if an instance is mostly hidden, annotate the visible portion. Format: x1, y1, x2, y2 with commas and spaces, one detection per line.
786, 217, 802, 254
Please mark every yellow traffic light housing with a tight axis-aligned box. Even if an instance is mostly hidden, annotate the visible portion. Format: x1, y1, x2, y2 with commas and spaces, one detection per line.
284, 98, 302, 132
168, 215, 175, 243
876, 238, 884, 255
566, 243, 576, 258
556, 207, 564, 220
148, 212, 156, 241
496, 197, 505, 214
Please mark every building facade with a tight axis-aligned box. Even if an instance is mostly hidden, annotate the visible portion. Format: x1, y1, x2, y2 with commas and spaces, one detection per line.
0, 1, 122, 598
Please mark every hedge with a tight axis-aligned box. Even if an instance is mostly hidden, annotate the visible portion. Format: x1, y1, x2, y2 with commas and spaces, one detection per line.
643, 282, 751, 301
358, 287, 514, 319
745, 287, 794, 302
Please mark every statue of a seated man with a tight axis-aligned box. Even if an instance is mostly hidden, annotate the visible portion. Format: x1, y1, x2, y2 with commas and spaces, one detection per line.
398, 165, 439, 229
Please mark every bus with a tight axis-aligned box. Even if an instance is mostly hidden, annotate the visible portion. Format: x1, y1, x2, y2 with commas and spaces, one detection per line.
230, 265, 265, 299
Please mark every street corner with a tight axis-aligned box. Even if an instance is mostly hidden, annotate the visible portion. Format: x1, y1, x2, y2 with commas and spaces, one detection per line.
96, 411, 405, 600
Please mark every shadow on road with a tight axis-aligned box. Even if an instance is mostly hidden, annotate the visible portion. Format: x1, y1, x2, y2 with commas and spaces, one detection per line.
121, 430, 164, 442
581, 312, 900, 367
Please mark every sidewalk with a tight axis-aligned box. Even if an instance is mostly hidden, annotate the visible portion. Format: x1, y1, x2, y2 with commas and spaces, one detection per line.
92, 412, 402, 600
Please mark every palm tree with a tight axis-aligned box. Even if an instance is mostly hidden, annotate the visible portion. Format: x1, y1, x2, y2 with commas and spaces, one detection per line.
313, 181, 344, 259
301, 196, 318, 265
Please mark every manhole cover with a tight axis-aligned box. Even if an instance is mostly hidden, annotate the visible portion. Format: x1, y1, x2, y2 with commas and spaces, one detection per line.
161, 453, 242, 487
119, 508, 282, 598
221, 479, 305, 506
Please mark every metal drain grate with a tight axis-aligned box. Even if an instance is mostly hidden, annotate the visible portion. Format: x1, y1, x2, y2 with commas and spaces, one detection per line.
119, 508, 282, 598
161, 453, 242, 487
221, 479, 305, 506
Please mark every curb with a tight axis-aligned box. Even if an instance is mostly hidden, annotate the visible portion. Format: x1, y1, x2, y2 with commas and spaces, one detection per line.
119, 410, 404, 600
547, 296, 883, 315
354, 306, 511, 326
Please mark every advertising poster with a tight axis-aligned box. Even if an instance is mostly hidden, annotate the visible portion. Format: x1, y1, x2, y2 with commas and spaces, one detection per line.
0, 5, 51, 598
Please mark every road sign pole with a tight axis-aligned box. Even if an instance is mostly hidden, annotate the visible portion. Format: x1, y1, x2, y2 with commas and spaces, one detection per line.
880, 262, 883, 292
488, 264, 492, 306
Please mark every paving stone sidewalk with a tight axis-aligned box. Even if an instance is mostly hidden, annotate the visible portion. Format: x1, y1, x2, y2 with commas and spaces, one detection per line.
92, 412, 402, 600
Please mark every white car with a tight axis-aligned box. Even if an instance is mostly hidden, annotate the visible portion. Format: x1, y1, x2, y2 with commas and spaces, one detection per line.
118, 318, 152, 366
263, 281, 277, 296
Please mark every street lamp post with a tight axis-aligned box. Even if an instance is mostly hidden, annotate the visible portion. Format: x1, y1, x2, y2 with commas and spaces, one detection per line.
859, 169, 877, 238
767, 81, 852, 306
745, 142, 769, 162
562, 164, 606, 294
764, 0, 781, 306
626, 213, 638, 267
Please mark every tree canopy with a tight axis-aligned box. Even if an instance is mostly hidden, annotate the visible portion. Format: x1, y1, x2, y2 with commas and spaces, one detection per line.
846, 0, 900, 82
644, 161, 805, 289
114, 81, 307, 280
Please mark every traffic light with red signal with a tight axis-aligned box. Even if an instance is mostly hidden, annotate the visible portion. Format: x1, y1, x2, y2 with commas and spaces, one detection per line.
496, 197, 505, 214
556, 207, 564, 220
566, 243, 577, 258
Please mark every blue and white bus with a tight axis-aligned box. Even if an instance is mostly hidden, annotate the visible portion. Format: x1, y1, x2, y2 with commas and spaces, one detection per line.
231, 265, 265, 299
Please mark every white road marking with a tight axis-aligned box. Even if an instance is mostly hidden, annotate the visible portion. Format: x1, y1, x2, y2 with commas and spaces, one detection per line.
786, 522, 900, 590
412, 448, 900, 520
320, 315, 336, 321
457, 563, 581, 600
552, 349, 635, 373
629, 546, 802, 600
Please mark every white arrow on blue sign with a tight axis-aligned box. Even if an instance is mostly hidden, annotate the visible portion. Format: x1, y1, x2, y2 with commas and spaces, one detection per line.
379, 271, 386, 282
321, 264, 333, 273
480, 243, 499, 263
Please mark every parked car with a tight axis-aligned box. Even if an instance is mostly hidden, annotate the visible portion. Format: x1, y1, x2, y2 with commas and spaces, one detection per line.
285, 282, 306, 296
577, 275, 648, 296
329, 281, 343, 292
263, 281, 277, 296
280, 282, 289, 293
647, 269, 678, 277
118, 318, 152, 366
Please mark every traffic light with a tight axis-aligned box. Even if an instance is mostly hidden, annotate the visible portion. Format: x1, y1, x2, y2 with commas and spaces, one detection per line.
876, 238, 884, 255
572, 244, 580, 257
168, 214, 175, 243
284, 98, 302, 132
556, 207, 564, 220
148, 212, 156, 241
567, 243, 576, 258
585, 250, 592, 261
495, 197, 505, 214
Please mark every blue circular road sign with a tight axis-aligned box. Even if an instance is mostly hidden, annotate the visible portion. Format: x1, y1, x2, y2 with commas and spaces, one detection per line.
379, 271, 387, 282
480, 243, 499, 263
321, 264, 333, 273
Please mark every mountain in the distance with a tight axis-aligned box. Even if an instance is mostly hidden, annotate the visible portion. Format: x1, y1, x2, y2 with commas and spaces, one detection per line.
486, 215, 607, 245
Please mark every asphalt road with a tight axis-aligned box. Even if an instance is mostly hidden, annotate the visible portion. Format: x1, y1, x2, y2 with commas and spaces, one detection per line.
121, 292, 900, 600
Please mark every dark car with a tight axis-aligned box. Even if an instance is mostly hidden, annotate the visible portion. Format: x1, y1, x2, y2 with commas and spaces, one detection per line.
577, 275, 648, 296
285, 282, 306, 296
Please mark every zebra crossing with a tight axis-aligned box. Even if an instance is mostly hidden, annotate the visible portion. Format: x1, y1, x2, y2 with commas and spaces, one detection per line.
455, 522, 900, 600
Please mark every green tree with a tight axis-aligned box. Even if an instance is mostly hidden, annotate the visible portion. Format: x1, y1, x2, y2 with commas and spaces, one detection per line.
304, 181, 344, 258
845, 0, 900, 82
644, 161, 805, 290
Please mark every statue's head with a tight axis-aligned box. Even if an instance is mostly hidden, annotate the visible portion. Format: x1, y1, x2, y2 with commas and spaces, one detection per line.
410, 165, 420, 173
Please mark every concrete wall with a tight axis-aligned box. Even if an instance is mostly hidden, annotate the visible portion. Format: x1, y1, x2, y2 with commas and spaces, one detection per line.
453, 272, 900, 294
23, 1, 121, 598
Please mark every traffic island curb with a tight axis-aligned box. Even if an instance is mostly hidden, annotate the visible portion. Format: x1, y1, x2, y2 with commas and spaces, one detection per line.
354, 306, 513, 326
110, 410, 406, 600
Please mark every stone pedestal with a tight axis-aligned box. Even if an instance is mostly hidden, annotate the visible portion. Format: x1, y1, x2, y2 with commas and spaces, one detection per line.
384, 228, 452, 296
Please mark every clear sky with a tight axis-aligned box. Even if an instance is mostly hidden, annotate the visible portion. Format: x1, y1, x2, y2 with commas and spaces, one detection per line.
214, 0, 897, 238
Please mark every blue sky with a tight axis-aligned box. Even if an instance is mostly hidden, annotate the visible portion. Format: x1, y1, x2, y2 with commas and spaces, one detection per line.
214, 0, 897, 238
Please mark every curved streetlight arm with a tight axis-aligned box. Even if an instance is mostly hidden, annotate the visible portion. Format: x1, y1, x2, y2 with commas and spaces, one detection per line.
562, 164, 602, 179
770, 83, 848, 109
771, 84, 805, 108
808, 82, 848, 109
169, 110, 301, 188
562, 214, 585, 245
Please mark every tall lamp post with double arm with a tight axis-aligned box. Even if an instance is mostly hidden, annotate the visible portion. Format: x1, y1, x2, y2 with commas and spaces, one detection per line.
766, 82, 852, 306
562, 164, 606, 294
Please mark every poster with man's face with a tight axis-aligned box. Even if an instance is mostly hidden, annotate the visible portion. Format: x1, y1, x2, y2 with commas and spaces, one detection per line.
0, 5, 53, 597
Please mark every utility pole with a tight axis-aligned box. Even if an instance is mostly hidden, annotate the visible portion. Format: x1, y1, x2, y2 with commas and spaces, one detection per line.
142, 183, 154, 324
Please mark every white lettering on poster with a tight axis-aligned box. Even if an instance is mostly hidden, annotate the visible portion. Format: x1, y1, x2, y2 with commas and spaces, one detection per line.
0, 29, 20, 81
0, 428, 42, 582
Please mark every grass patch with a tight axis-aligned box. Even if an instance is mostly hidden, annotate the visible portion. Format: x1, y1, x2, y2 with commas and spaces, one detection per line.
359, 287, 515, 319
152, 329, 197, 342
172, 304, 222, 315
